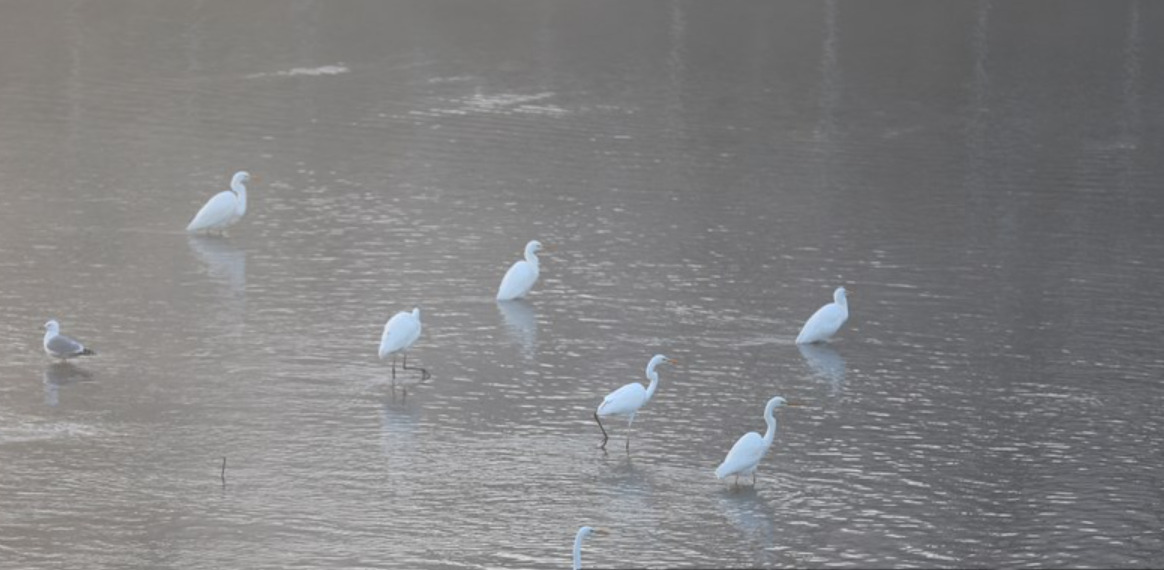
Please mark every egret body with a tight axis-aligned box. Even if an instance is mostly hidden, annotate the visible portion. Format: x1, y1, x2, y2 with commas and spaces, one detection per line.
795, 286, 849, 344
715, 396, 796, 486
496, 240, 545, 301
187, 171, 251, 234
594, 354, 676, 451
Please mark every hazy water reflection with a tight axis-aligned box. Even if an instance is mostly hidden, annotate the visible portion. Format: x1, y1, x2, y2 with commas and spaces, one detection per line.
1, 1, 1163, 569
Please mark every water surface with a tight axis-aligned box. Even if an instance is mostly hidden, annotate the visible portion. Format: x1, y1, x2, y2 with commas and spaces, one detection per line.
1, 1, 1163, 568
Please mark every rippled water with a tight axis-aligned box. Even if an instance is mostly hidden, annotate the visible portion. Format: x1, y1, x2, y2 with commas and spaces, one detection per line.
2, 1, 1163, 568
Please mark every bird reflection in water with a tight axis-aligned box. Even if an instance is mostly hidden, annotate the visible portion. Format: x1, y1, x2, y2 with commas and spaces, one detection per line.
497, 299, 538, 360
717, 487, 779, 567
43, 362, 94, 407
187, 235, 246, 299
797, 343, 846, 396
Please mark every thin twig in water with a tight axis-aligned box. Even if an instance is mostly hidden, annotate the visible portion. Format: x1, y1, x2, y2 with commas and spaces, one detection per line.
221, 457, 227, 486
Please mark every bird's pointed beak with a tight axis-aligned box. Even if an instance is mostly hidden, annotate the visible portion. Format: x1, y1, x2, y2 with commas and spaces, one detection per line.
594, 528, 610, 536
543, 244, 557, 252
667, 357, 680, 364
786, 401, 803, 407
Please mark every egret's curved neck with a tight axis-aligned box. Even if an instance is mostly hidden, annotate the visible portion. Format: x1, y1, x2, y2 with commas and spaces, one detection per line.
524, 249, 540, 267
762, 405, 779, 446
644, 363, 661, 402
835, 292, 848, 309
572, 532, 585, 570
231, 180, 247, 201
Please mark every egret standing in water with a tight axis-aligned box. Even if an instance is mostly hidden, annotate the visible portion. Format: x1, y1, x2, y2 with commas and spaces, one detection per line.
715, 396, 798, 487
379, 308, 427, 380
187, 171, 251, 234
496, 240, 548, 301
795, 286, 849, 344
594, 355, 677, 452
43, 320, 96, 361
572, 526, 609, 570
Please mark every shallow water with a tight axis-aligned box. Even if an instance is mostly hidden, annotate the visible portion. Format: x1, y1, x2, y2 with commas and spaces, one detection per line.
1, 1, 1163, 568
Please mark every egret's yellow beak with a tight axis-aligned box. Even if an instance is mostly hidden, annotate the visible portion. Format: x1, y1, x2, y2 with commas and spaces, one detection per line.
667, 357, 681, 365
543, 244, 558, 252
593, 528, 610, 536
786, 401, 803, 407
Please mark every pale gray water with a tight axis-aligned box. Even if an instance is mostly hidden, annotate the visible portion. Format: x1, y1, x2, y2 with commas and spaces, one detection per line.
1, 1, 1163, 568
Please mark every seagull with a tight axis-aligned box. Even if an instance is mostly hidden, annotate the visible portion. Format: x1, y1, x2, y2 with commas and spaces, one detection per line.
43, 320, 96, 361
187, 171, 251, 234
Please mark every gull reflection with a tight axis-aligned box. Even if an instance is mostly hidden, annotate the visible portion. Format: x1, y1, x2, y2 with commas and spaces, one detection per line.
497, 299, 538, 360
187, 235, 246, 298
43, 363, 94, 407
797, 343, 846, 396
717, 488, 779, 567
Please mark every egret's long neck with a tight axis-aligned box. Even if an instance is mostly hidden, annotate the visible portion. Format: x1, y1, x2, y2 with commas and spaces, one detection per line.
231, 180, 248, 210
524, 249, 540, 268
835, 292, 848, 310
572, 532, 585, 570
762, 405, 779, 446
644, 365, 660, 402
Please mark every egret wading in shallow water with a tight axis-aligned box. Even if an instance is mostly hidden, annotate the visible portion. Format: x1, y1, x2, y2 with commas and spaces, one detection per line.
716, 396, 798, 487
572, 526, 609, 570
496, 240, 549, 301
187, 171, 251, 234
595, 355, 677, 452
379, 308, 427, 381
795, 286, 849, 344
43, 320, 96, 361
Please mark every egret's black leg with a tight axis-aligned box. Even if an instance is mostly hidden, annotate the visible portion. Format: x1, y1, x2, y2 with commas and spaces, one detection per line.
752, 473, 757, 486
401, 355, 430, 381
391, 356, 397, 380
595, 412, 609, 449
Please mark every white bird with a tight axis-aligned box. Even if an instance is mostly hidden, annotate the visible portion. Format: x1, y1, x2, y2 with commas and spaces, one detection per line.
715, 396, 798, 487
43, 320, 96, 361
795, 286, 850, 344
379, 308, 427, 380
186, 171, 251, 234
496, 240, 547, 301
572, 526, 609, 570
594, 354, 677, 452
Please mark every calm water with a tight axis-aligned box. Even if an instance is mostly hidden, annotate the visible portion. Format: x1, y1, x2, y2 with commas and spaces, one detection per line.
2, 1, 1163, 568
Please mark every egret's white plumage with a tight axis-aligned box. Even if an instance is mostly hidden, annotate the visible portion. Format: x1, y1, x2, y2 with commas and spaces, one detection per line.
43, 320, 96, 361
379, 308, 427, 381
496, 240, 544, 301
715, 396, 794, 485
187, 171, 250, 233
379, 308, 422, 360
572, 526, 609, 570
795, 286, 849, 344
595, 354, 676, 451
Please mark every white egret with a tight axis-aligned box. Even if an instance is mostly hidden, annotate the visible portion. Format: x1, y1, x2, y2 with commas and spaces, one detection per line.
795, 286, 849, 344
43, 320, 96, 361
572, 526, 609, 570
715, 396, 798, 487
595, 354, 677, 452
379, 308, 427, 380
496, 240, 547, 301
186, 171, 251, 234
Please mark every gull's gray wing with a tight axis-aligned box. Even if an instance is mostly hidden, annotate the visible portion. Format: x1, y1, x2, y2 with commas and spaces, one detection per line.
47, 334, 85, 356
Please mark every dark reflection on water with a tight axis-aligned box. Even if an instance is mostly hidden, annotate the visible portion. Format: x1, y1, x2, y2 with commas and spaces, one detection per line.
1, 1, 1163, 568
